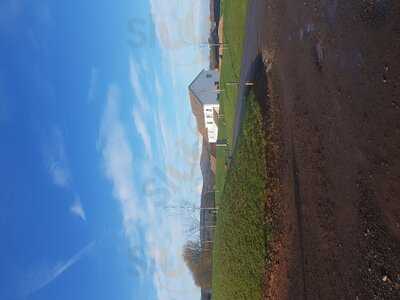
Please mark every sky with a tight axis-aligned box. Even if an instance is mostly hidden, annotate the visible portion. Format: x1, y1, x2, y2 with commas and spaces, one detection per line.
0, 1, 210, 299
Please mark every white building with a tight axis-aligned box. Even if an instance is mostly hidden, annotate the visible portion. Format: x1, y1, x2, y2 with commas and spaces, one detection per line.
188, 69, 220, 143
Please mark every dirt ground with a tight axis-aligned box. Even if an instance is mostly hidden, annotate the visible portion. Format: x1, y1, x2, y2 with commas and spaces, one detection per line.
245, 0, 400, 299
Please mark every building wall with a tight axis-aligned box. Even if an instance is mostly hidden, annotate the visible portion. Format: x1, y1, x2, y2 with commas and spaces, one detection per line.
203, 104, 219, 143
189, 69, 220, 144
189, 92, 207, 137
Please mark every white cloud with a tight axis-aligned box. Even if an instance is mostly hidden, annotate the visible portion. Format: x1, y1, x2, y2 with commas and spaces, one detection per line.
145, 107, 203, 300
129, 57, 150, 112
154, 107, 202, 179
132, 110, 153, 159
96, 3, 209, 297
99, 85, 140, 231
155, 109, 169, 153
148, 0, 209, 90
22, 241, 95, 297
70, 197, 86, 221
49, 162, 69, 187
42, 128, 92, 223
149, 0, 207, 50
154, 74, 163, 98
99, 85, 201, 299
145, 215, 200, 299
45, 128, 70, 188
129, 57, 165, 161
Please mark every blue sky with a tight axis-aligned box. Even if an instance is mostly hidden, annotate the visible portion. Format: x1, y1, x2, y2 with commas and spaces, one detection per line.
0, 0, 210, 299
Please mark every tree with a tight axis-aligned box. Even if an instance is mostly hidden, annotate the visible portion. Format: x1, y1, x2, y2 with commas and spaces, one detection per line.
182, 240, 212, 289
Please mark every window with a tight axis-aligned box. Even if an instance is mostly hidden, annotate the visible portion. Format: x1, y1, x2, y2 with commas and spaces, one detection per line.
206, 74, 212, 78
207, 121, 213, 125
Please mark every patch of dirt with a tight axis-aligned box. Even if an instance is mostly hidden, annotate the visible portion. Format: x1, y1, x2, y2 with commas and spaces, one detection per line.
247, 0, 400, 298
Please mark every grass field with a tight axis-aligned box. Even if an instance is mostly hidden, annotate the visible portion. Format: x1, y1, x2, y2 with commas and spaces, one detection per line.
212, 1, 272, 299
215, 0, 249, 202
215, 118, 227, 200
212, 0, 271, 300
219, 0, 249, 146
213, 91, 271, 300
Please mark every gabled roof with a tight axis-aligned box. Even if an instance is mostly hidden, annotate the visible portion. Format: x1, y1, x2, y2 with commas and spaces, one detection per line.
189, 69, 206, 93
189, 69, 220, 106
188, 69, 207, 104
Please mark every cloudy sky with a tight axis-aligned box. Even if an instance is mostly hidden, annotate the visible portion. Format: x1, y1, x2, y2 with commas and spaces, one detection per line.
0, 0, 210, 299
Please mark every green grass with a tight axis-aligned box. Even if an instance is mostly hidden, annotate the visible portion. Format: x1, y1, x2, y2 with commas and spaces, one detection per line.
215, 116, 227, 203
219, 0, 249, 147
213, 91, 271, 300
215, 0, 249, 201
212, 1, 271, 299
